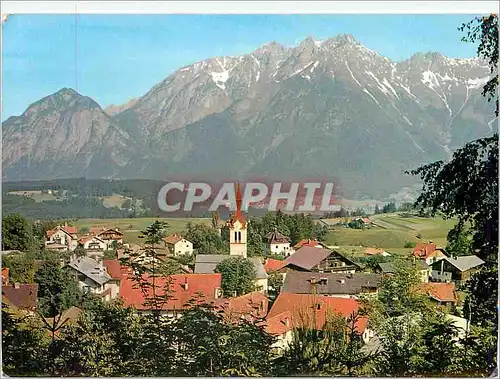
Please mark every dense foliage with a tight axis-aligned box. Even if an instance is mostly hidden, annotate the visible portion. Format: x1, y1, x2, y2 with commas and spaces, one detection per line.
215, 256, 257, 297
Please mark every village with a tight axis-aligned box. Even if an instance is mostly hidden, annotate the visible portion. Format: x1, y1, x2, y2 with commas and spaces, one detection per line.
1, 182, 487, 358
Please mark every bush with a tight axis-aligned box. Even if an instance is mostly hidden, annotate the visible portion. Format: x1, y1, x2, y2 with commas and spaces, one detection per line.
404, 241, 416, 248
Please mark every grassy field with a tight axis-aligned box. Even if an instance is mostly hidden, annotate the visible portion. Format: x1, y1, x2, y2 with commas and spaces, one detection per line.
100, 194, 131, 208
71, 213, 454, 252
73, 217, 212, 244
324, 213, 456, 254
8, 190, 60, 202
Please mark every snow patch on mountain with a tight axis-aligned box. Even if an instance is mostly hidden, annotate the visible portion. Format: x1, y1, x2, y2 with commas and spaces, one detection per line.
421, 70, 440, 90
346, 62, 361, 87
310, 61, 319, 73
467, 76, 490, 89
382, 78, 399, 98
211, 71, 229, 90
363, 88, 380, 106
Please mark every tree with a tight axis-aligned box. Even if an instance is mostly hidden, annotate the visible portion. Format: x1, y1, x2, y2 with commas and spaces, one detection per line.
120, 220, 176, 375
382, 202, 396, 214
53, 299, 143, 376
184, 222, 228, 254
215, 256, 256, 297
462, 269, 498, 330
267, 271, 283, 299
312, 223, 329, 242
1, 306, 49, 376
408, 14, 498, 374
419, 312, 460, 374
459, 14, 498, 116
446, 228, 473, 256
374, 205, 382, 215
398, 202, 414, 212
356, 254, 392, 273
170, 306, 274, 376
275, 311, 373, 376
372, 313, 427, 376
363, 259, 430, 328
2, 213, 37, 251
34, 260, 82, 318
2, 253, 36, 283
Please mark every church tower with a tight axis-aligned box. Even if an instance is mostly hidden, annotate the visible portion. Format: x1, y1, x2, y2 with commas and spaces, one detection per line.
226, 182, 247, 258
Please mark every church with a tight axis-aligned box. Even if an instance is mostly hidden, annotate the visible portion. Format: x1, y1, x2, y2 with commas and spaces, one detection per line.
197, 183, 269, 293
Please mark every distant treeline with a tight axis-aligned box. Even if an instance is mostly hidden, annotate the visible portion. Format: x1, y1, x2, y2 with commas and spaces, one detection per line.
2, 178, 273, 220
2, 178, 163, 199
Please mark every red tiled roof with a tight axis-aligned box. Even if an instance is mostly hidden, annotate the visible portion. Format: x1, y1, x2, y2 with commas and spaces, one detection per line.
78, 235, 105, 244
261, 310, 293, 336
264, 258, 286, 273
212, 291, 268, 322
119, 271, 222, 311
2, 283, 39, 311
360, 218, 371, 224
417, 282, 457, 303
413, 243, 437, 259
90, 226, 106, 236
2, 267, 9, 284
267, 292, 367, 334
293, 239, 325, 249
62, 225, 78, 235
103, 259, 123, 279
46, 227, 72, 239
163, 233, 184, 244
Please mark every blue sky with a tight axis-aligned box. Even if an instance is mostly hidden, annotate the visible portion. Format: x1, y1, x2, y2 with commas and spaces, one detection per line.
2, 14, 480, 120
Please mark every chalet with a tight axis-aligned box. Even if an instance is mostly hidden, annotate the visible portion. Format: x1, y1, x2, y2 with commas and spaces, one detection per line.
163, 233, 193, 256
194, 254, 268, 293
282, 272, 381, 298
417, 282, 458, 309
77, 235, 107, 260
211, 291, 269, 323
263, 292, 371, 352
2, 282, 39, 313
66, 256, 119, 301
89, 227, 124, 247
266, 229, 292, 256
413, 242, 447, 265
378, 260, 430, 283
46, 224, 79, 251
430, 255, 485, 283
282, 246, 361, 274
355, 217, 371, 225
293, 239, 329, 250
119, 272, 223, 317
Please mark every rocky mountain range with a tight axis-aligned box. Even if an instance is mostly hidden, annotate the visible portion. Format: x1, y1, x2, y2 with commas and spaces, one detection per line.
2, 34, 496, 200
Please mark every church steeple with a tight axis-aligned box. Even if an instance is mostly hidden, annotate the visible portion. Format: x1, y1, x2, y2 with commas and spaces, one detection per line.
227, 181, 247, 258
235, 181, 243, 216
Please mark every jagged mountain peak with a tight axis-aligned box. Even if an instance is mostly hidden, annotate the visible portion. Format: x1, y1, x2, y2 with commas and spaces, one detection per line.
2, 37, 494, 200
22, 87, 103, 119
